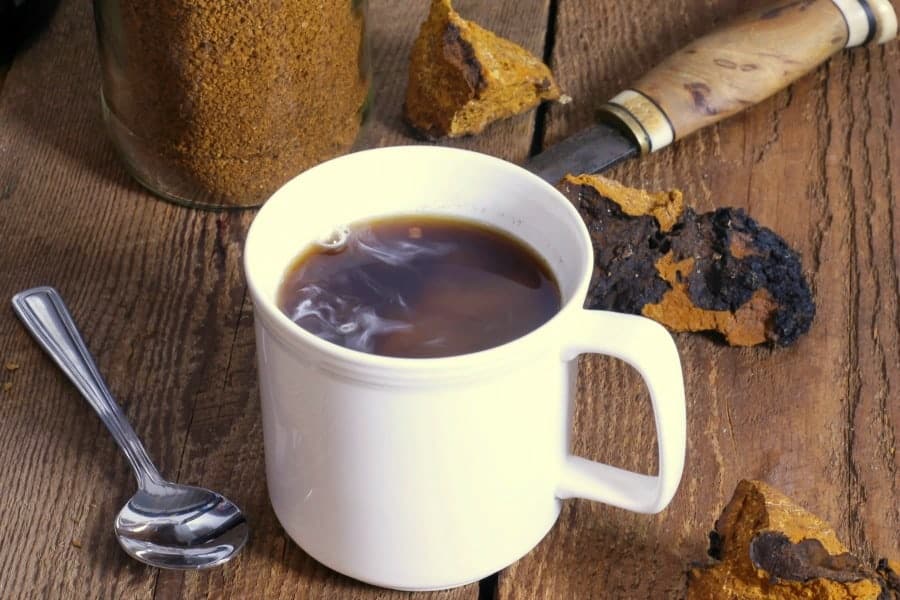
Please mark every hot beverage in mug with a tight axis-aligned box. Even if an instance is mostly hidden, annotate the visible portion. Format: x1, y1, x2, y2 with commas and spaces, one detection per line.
277, 215, 562, 358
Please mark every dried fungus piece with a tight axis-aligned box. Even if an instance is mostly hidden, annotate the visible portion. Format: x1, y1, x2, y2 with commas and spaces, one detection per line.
404, 0, 562, 139
558, 174, 815, 346
687, 480, 900, 599
560, 174, 677, 317
878, 561, 900, 598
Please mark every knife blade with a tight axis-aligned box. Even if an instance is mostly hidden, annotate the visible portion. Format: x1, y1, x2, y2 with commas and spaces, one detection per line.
525, 0, 898, 184
525, 123, 638, 184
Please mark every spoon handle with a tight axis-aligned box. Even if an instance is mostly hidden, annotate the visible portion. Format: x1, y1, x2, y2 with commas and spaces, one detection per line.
12, 286, 163, 488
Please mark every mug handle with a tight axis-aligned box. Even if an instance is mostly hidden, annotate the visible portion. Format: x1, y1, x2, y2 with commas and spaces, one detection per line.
556, 310, 686, 514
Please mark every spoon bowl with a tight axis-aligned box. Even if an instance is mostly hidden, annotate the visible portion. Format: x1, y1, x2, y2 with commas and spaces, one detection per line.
12, 287, 249, 569
115, 483, 249, 569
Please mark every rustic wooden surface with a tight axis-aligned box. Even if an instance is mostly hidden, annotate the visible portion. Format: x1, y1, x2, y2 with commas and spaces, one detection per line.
0, 1, 896, 599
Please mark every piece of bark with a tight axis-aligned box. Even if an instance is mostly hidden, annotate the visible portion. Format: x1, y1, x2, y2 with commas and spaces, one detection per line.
403, 0, 561, 139
687, 480, 900, 599
558, 174, 815, 347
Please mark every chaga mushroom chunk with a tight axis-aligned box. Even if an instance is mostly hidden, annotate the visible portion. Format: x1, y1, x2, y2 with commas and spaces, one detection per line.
559, 175, 674, 315
687, 480, 900, 599
557, 174, 815, 347
403, 0, 562, 139
878, 561, 900, 599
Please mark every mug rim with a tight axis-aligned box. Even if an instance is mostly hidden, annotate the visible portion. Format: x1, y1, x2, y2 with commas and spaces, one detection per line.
244, 146, 594, 375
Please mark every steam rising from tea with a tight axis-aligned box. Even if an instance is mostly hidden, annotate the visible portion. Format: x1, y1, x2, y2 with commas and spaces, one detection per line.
278, 216, 561, 358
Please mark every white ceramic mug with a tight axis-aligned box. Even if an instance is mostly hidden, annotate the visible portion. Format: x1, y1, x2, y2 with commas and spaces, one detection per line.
244, 146, 686, 591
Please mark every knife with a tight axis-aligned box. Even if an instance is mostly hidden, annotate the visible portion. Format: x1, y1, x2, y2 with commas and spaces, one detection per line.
526, 0, 898, 183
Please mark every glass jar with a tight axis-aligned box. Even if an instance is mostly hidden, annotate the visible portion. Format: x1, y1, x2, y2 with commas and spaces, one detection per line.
93, 1, 371, 208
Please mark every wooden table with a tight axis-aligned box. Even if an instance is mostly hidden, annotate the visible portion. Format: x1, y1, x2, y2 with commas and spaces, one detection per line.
1, 0, 898, 597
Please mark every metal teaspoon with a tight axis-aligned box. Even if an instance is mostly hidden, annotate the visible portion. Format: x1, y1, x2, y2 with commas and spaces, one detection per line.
12, 286, 249, 570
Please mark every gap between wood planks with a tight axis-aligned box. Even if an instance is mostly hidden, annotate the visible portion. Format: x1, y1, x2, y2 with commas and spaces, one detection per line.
479, 572, 499, 600
530, 0, 561, 158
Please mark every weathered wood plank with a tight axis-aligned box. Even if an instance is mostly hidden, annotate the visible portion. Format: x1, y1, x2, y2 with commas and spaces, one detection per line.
0, 2, 181, 598
498, 0, 899, 598
843, 39, 900, 561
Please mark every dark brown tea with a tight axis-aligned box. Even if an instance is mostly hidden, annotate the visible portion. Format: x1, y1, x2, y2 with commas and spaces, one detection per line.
277, 215, 562, 358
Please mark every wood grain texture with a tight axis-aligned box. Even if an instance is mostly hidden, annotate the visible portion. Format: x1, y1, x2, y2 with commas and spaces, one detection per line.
497, 0, 900, 598
0, 0, 545, 598
842, 34, 900, 563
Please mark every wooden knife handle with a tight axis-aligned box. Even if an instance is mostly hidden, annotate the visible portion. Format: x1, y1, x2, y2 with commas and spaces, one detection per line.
599, 0, 898, 153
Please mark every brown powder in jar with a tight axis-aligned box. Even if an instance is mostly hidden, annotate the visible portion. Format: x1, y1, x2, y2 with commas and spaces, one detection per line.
99, 1, 370, 207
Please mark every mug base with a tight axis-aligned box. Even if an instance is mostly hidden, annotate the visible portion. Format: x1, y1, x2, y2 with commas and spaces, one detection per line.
281, 504, 562, 591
